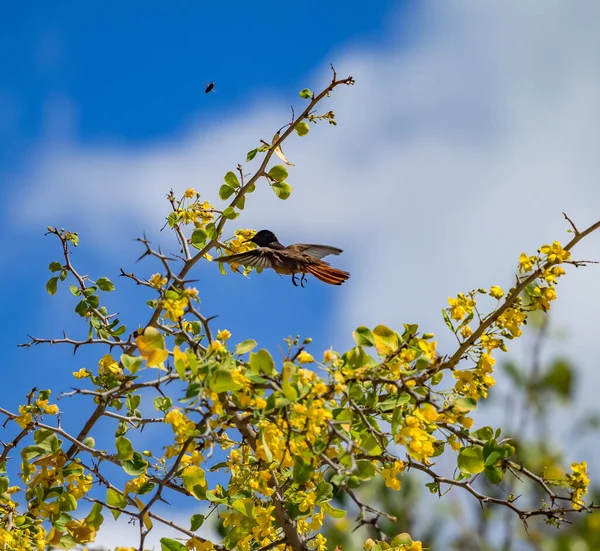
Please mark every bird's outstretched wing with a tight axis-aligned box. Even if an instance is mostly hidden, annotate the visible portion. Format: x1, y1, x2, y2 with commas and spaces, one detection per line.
288, 244, 343, 259
213, 249, 275, 269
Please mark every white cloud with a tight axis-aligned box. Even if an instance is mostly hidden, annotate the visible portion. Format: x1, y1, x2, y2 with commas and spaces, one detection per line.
13, 0, 600, 465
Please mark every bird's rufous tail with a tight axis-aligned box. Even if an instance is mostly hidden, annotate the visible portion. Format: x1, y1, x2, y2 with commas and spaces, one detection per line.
305, 263, 350, 285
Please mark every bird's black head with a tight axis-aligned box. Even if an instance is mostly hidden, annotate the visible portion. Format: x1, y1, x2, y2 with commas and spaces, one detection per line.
248, 229, 279, 247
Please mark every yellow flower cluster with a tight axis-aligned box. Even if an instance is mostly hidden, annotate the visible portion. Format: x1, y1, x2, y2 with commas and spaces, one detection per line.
495, 308, 526, 337
164, 409, 197, 442
148, 273, 168, 289
568, 461, 589, 511
395, 405, 438, 463
98, 354, 123, 378
447, 293, 476, 321
454, 352, 496, 399
382, 460, 406, 490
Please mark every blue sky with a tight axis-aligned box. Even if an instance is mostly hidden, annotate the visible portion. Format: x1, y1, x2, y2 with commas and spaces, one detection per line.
2, 0, 600, 547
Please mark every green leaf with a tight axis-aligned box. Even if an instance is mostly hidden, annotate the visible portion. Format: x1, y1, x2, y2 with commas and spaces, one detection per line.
191, 228, 208, 250
219, 184, 235, 201
205, 223, 217, 240
116, 436, 134, 461
356, 459, 376, 480
106, 488, 127, 520
154, 396, 172, 412
249, 349, 275, 375
85, 502, 104, 530
190, 514, 205, 531
268, 165, 288, 182
181, 466, 207, 500
442, 308, 454, 332
542, 358, 573, 400
246, 148, 258, 162
208, 368, 243, 393
222, 206, 239, 219
293, 456, 312, 485
121, 354, 143, 375
353, 326, 375, 347
457, 446, 485, 476
282, 361, 299, 400
49, 261, 63, 272
97, 277, 115, 291
224, 171, 240, 188
455, 397, 477, 412
372, 325, 399, 355
160, 538, 187, 551
320, 502, 346, 518
271, 181, 292, 200
46, 277, 58, 296
484, 465, 503, 484
232, 498, 255, 518
234, 339, 257, 355
121, 452, 149, 476
295, 122, 310, 136
299, 88, 312, 99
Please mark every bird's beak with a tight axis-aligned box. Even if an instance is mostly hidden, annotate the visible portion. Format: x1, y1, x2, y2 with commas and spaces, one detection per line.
243, 237, 255, 243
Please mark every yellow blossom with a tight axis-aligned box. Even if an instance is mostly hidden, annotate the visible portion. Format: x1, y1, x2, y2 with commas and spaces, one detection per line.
460, 326, 472, 338
148, 273, 168, 289
98, 354, 123, 377
297, 350, 314, 364
382, 460, 405, 490
186, 537, 214, 551
448, 294, 476, 321
73, 368, 91, 379
540, 241, 571, 264
16, 405, 32, 428
216, 329, 231, 341
418, 339, 436, 361
519, 253, 536, 273
489, 286, 504, 299
312, 534, 327, 551
208, 340, 224, 354
184, 188, 196, 198
569, 461, 590, 510
323, 349, 336, 363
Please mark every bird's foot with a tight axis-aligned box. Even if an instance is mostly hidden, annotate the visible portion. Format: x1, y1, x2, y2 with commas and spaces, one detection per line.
300, 274, 307, 288
292, 274, 299, 287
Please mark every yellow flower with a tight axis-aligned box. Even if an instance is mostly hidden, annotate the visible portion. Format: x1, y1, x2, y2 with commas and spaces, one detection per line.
73, 368, 91, 379
209, 340, 224, 354
460, 326, 472, 338
418, 339, 437, 361
519, 252, 536, 273
297, 350, 314, 364
382, 460, 405, 490
98, 354, 123, 377
148, 273, 168, 288
216, 329, 231, 341
323, 349, 336, 363
16, 405, 32, 429
448, 294, 476, 321
540, 241, 571, 264
569, 461, 590, 510
489, 286, 504, 299
184, 188, 196, 198
186, 537, 214, 551
312, 534, 327, 551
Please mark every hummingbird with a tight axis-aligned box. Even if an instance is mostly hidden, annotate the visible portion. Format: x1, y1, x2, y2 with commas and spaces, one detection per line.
214, 230, 350, 287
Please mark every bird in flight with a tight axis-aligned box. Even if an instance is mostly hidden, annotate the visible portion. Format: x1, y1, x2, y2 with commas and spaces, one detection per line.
205, 82, 215, 94
214, 230, 350, 287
